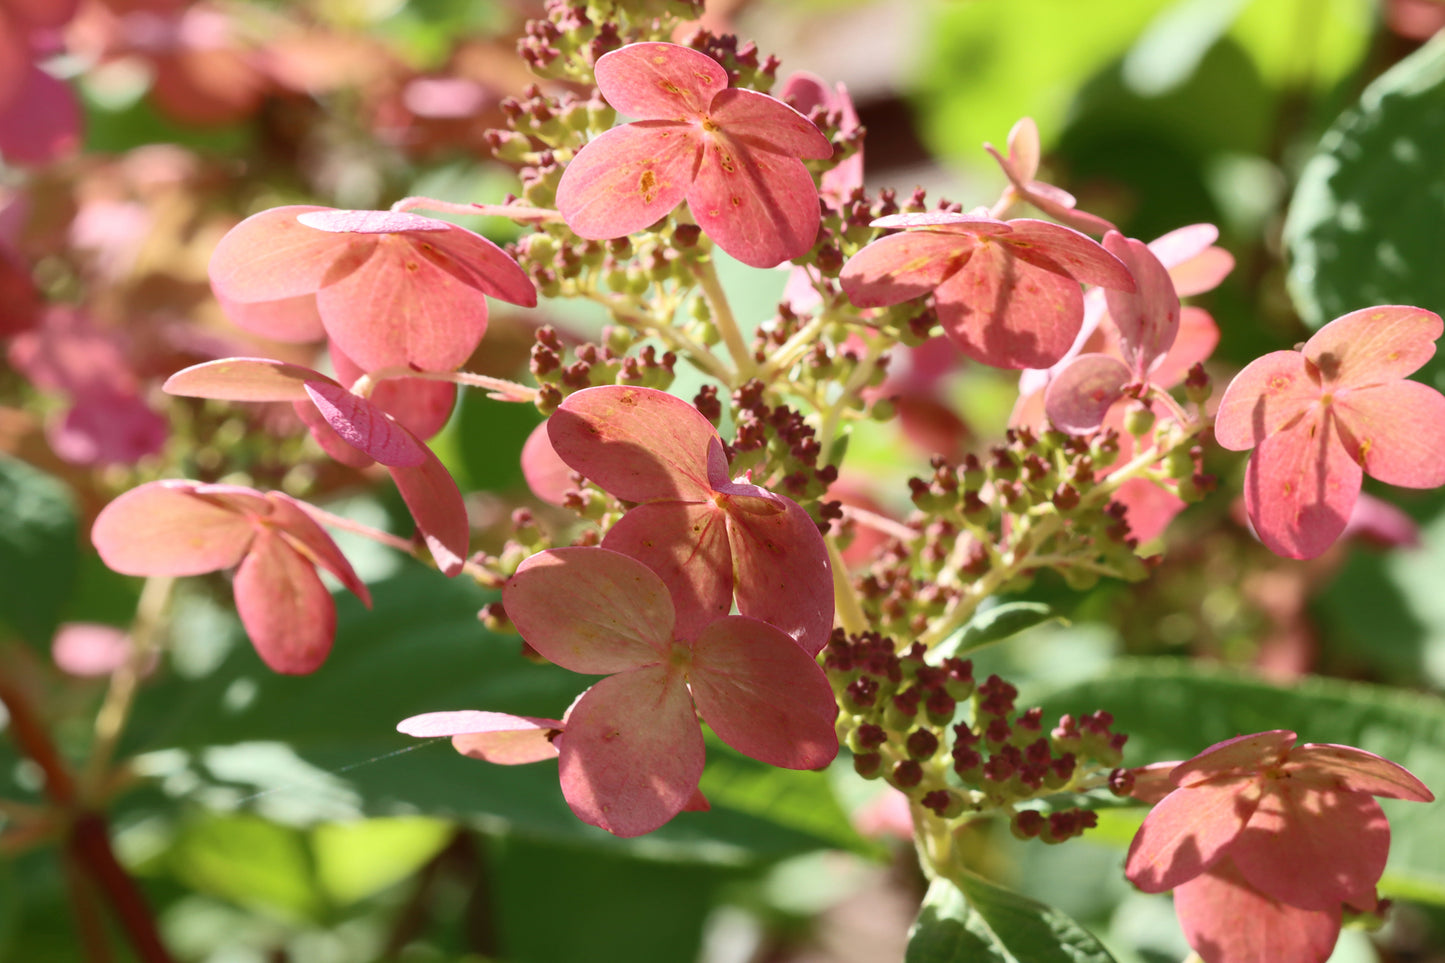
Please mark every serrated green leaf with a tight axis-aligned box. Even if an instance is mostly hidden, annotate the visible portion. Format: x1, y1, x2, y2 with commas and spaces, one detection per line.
0, 456, 79, 646
906, 874, 1117, 963
936, 602, 1061, 659
1035, 659, 1445, 904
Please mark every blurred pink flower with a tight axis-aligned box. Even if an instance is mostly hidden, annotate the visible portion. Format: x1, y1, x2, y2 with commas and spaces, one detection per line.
0, 0, 82, 164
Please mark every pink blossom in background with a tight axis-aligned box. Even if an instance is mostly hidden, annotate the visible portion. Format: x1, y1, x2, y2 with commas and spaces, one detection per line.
0, 0, 82, 165
776, 70, 862, 202
498, 547, 836, 836
1216, 305, 1445, 559
555, 41, 832, 268
840, 211, 1135, 370
207, 205, 536, 373
547, 385, 833, 653
91, 480, 370, 674
51, 622, 156, 678
1125, 730, 1433, 963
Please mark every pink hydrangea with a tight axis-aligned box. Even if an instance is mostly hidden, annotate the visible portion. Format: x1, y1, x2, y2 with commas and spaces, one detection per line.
1215, 306, 1445, 559
1125, 730, 1433, 963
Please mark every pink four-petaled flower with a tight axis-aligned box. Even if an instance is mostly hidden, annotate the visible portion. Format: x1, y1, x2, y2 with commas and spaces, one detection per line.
1215, 305, 1445, 558
555, 41, 833, 268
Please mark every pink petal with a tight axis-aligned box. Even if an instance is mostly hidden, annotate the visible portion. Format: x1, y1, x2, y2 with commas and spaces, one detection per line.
388, 447, 469, 577
9, 0, 81, 31
1333, 380, 1445, 487
296, 209, 453, 234
1043, 353, 1131, 433
520, 420, 575, 506
92, 480, 255, 577
313, 233, 493, 372
689, 615, 838, 769
1174, 860, 1341, 963
1128, 761, 1184, 805
1004, 117, 1041, 183
548, 386, 717, 502
870, 212, 1014, 233
688, 137, 822, 267
163, 357, 331, 402
724, 498, 834, 655
555, 121, 699, 240
398, 709, 561, 737
1110, 476, 1187, 543
600, 502, 733, 643
330, 346, 455, 442
0, 25, 24, 109
263, 492, 370, 606
52, 623, 139, 678
1103, 232, 1180, 377
1303, 305, 1443, 389
1150, 307, 1219, 388
303, 380, 428, 467
1126, 777, 1262, 893
233, 529, 336, 674
397, 710, 563, 765
503, 547, 675, 673
1286, 743, 1434, 802
1173, 731, 1298, 787
208, 205, 340, 304
1231, 784, 1388, 910
1243, 409, 1363, 559
294, 399, 375, 469
405, 221, 536, 309
1003, 220, 1136, 290
1148, 224, 1234, 296
707, 87, 832, 159
51, 389, 168, 467
839, 230, 976, 308
1341, 492, 1422, 549
212, 289, 326, 343
1214, 351, 1318, 451
593, 41, 727, 119
935, 241, 1086, 369
0, 66, 81, 166
558, 667, 704, 837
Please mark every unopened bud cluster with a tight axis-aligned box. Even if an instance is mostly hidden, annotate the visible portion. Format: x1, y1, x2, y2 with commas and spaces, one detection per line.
528, 325, 678, 414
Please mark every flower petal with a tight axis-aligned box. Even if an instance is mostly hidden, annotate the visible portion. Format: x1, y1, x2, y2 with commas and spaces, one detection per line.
935, 241, 1085, 369
1214, 350, 1318, 451
1174, 859, 1341, 963
233, 529, 336, 675
839, 229, 976, 309
92, 480, 254, 577
601, 502, 732, 643
1303, 305, 1443, 389
520, 420, 575, 507
296, 209, 452, 234
1149, 307, 1219, 389
594, 41, 727, 119
1102, 232, 1180, 377
555, 121, 699, 240
1111, 476, 1187, 544
388, 447, 469, 577
548, 385, 716, 502
504, 547, 675, 673
558, 667, 703, 837
1043, 353, 1130, 433
1333, 380, 1445, 488
1172, 731, 1297, 787
689, 615, 838, 769
0, 66, 81, 166
1231, 783, 1388, 910
208, 205, 340, 303
212, 289, 325, 343
1003, 219, 1135, 290
263, 492, 370, 607
688, 137, 822, 267
1286, 744, 1434, 802
164, 357, 333, 402
1124, 777, 1262, 893
708, 87, 833, 159
303, 381, 429, 467
725, 498, 834, 655
330, 345, 456, 442
1243, 409, 1362, 559
397, 710, 563, 765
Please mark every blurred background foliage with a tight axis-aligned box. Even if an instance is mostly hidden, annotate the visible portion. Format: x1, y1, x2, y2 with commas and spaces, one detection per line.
5, 0, 1445, 960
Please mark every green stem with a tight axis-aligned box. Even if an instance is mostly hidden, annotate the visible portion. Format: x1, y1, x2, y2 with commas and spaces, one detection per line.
817, 336, 886, 455
694, 256, 755, 380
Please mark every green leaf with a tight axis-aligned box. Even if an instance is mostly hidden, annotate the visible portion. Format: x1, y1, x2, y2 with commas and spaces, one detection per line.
1035, 659, 1445, 904
1285, 34, 1445, 384
311, 817, 452, 906
169, 813, 326, 922
906, 874, 1117, 963
0, 456, 79, 646
936, 602, 1061, 659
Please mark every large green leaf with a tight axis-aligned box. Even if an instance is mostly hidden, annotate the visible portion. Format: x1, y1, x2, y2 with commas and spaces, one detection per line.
906, 873, 1116, 963
935, 602, 1061, 660
1035, 659, 1445, 903
0, 456, 79, 646
1285, 34, 1445, 394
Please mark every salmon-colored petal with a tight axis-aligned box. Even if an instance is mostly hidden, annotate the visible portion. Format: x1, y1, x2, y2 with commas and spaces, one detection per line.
839, 229, 975, 309
1125, 777, 1262, 893
163, 357, 333, 402
410, 221, 536, 309
1043, 353, 1130, 433
1173, 731, 1297, 786
869, 212, 1013, 234
594, 41, 727, 119
1150, 307, 1219, 388
548, 385, 716, 501
688, 137, 821, 267
0, 66, 81, 166
212, 289, 325, 343
601, 502, 732, 643
397, 710, 563, 765
1111, 476, 1187, 543
330, 345, 455, 442
503, 547, 674, 673
1214, 351, 1318, 451
520, 420, 574, 507
558, 668, 703, 837
1231, 784, 1388, 910
708, 87, 832, 159
303, 380, 428, 467
935, 241, 1085, 370
263, 491, 370, 606
208, 205, 339, 303
233, 530, 336, 675
388, 447, 468, 577
296, 209, 453, 234
1004, 219, 1135, 290
0, 22, 24, 109
690, 615, 838, 769
92, 480, 254, 577
1243, 410, 1362, 559
1287, 744, 1434, 802
1103, 232, 1180, 377
294, 398, 375, 469
9, 0, 81, 30
555, 121, 699, 240
725, 498, 834, 655
1174, 860, 1341, 963
1333, 380, 1445, 488
1303, 305, 1442, 389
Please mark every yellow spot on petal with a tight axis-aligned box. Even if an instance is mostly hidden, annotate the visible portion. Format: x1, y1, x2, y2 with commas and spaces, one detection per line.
638, 170, 659, 203
731, 195, 742, 207
1282, 482, 1293, 495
